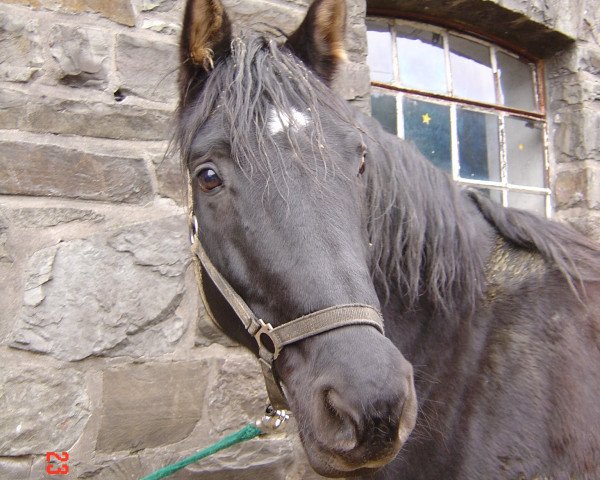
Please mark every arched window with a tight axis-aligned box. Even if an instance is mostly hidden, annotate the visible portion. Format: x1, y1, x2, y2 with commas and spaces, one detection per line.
367, 19, 550, 216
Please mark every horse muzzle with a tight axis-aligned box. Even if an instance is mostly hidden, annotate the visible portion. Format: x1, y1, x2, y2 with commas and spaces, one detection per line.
278, 325, 418, 477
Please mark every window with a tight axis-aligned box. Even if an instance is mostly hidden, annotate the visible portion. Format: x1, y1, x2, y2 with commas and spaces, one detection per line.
367, 19, 550, 217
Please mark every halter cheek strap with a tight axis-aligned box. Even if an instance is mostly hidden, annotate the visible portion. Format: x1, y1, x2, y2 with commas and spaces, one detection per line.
189, 215, 385, 410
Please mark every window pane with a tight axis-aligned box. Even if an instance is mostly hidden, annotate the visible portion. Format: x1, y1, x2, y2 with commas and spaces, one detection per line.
371, 92, 397, 135
396, 25, 446, 94
474, 187, 503, 205
505, 117, 545, 187
449, 35, 495, 104
367, 22, 394, 83
457, 108, 500, 181
403, 97, 451, 172
508, 191, 546, 216
497, 52, 537, 111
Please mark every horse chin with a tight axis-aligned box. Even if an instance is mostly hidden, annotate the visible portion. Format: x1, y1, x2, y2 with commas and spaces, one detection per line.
296, 419, 404, 478
299, 430, 396, 478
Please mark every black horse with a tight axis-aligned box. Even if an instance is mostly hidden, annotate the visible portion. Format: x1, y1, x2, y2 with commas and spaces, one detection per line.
176, 0, 600, 478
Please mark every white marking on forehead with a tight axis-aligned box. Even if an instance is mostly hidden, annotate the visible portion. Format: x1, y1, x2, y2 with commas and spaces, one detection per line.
268, 107, 310, 135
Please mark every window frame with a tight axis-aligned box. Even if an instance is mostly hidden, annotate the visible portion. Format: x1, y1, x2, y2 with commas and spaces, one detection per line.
367, 17, 552, 217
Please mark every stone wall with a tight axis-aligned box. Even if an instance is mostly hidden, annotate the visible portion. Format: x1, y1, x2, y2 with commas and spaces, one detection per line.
0, 1, 598, 480
544, 0, 600, 239
0, 0, 366, 478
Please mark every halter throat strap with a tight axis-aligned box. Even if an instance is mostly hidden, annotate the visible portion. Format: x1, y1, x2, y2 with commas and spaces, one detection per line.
189, 217, 384, 410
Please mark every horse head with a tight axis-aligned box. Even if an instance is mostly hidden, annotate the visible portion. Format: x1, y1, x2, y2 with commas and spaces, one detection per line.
176, 0, 417, 476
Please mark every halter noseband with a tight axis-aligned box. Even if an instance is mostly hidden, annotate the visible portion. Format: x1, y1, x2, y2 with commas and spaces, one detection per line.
189, 214, 385, 411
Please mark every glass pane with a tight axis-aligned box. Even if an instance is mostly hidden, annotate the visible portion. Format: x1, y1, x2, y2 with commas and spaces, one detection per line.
367, 22, 394, 83
505, 117, 545, 187
396, 25, 446, 94
457, 108, 500, 181
449, 35, 496, 104
371, 92, 397, 135
403, 97, 451, 172
508, 191, 546, 216
474, 187, 503, 205
497, 52, 537, 111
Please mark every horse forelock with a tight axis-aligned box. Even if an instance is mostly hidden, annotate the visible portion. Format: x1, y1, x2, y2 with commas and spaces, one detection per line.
176, 34, 355, 179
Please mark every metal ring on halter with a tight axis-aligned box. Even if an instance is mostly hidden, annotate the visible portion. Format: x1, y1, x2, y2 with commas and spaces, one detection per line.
254, 319, 282, 361
190, 215, 199, 245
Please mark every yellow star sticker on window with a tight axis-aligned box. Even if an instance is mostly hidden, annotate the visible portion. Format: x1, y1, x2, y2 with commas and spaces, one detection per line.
422, 113, 432, 125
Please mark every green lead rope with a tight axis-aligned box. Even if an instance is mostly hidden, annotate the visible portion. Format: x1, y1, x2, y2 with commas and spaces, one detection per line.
139, 423, 263, 480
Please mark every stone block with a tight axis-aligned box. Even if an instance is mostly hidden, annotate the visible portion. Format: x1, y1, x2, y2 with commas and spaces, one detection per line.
587, 166, 600, 210
48, 24, 110, 89
96, 361, 214, 452
345, 0, 367, 61
496, 0, 564, 30
0, 362, 90, 455
579, 45, 600, 76
0, 87, 25, 129
153, 151, 186, 203
116, 34, 178, 103
574, 108, 600, 161
8, 206, 104, 228
195, 305, 239, 348
0, 140, 154, 203
141, 18, 180, 35
138, 0, 179, 12
558, 210, 600, 243
9, 215, 190, 360
332, 61, 371, 102
553, 107, 600, 163
0, 10, 42, 82
208, 355, 268, 435
3, 0, 136, 26
78, 436, 294, 479
0, 212, 12, 263
0, 456, 31, 479
136, 0, 182, 36
548, 72, 600, 107
554, 167, 586, 209
223, 0, 304, 34
5, 90, 174, 140
183, 437, 295, 480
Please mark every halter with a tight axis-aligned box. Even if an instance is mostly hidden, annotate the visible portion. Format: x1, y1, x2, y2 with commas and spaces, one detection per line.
188, 211, 385, 411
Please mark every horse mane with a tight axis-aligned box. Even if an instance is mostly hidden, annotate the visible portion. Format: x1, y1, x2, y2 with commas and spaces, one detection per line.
467, 190, 600, 288
364, 110, 600, 316
362, 121, 487, 318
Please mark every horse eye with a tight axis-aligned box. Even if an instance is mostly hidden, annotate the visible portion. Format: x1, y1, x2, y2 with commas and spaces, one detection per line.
197, 167, 223, 192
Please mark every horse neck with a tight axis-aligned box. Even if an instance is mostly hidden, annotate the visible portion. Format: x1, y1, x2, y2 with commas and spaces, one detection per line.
364, 124, 497, 360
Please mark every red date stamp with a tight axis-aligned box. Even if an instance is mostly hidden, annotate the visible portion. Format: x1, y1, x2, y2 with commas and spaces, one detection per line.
46, 452, 69, 475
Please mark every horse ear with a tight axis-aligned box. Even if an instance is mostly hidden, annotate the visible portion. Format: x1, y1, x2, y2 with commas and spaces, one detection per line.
285, 0, 347, 84
179, 0, 232, 104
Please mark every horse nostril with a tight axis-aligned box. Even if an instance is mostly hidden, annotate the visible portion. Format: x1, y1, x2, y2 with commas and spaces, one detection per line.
322, 388, 360, 453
